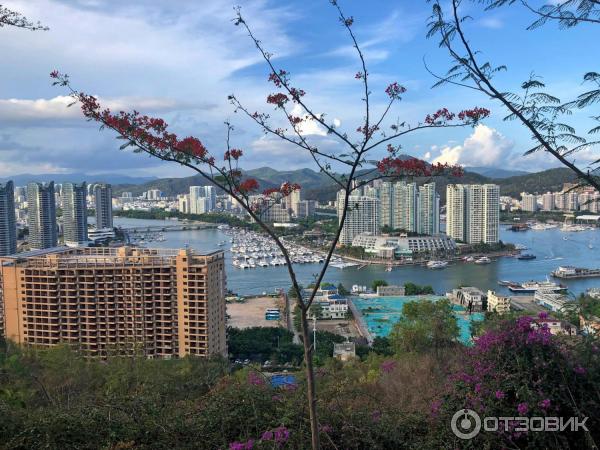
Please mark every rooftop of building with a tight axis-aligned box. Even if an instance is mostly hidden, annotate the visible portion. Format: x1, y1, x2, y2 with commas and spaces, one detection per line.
1, 246, 224, 267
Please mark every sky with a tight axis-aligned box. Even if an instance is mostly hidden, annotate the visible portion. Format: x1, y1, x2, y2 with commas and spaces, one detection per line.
0, 0, 598, 179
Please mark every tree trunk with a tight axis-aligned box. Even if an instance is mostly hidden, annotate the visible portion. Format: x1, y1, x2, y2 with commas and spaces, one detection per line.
300, 307, 320, 449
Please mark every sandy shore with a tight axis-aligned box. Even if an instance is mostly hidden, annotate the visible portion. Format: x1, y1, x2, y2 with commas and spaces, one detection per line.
227, 296, 285, 329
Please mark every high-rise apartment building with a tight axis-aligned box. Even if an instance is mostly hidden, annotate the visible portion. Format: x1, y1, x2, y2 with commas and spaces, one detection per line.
565, 192, 579, 211
62, 182, 88, 247
446, 184, 466, 242
94, 184, 113, 229
288, 189, 301, 217
521, 193, 538, 212
393, 182, 418, 233
554, 192, 565, 210
542, 192, 555, 211
337, 190, 379, 245
446, 184, 499, 244
27, 182, 58, 250
377, 182, 393, 228
0, 247, 226, 358
0, 181, 17, 256
418, 182, 440, 235
189, 186, 216, 214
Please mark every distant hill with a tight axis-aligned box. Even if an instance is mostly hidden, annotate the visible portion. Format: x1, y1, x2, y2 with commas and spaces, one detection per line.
109, 166, 579, 202
467, 167, 529, 179
2, 173, 156, 186
495, 167, 577, 197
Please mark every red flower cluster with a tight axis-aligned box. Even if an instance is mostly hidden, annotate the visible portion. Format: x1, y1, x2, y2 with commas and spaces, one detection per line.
288, 115, 303, 125
385, 82, 407, 100
355, 71, 364, 80
176, 137, 208, 159
237, 178, 259, 194
458, 107, 491, 122
356, 124, 380, 137
289, 87, 305, 102
224, 148, 243, 161
268, 70, 289, 88
262, 182, 301, 197
266, 93, 289, 107
342, 17, 354, 26
424, 108, 456, 125
377, 158, 463, 178
279, 182, 301, 197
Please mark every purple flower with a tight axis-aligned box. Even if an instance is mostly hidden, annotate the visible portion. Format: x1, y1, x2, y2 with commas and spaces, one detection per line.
371, 410, 382, 422
319, 424, 333, 433
430, 400, 442, 417
539, 399, 551, 410
517, 402, 529, 415
495, 390, 505, 400
261, 431, 274, 441
474, 383, 482, 393
247, 372, 265, 386
538, 311, 549, 320
574, 365, 586, 375
273, 426, 290, 443
380, 360, 397, 373
229, 440, 253, 450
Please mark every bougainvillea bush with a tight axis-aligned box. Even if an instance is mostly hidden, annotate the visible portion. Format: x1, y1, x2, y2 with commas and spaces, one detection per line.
432, 312, 600, 449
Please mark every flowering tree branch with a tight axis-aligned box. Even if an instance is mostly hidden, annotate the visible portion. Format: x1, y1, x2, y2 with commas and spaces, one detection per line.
426, 0, 600, 191
0, 5, 48, 30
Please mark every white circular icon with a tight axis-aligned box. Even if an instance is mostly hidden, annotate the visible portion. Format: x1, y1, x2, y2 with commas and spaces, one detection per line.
451, 409, 481, 440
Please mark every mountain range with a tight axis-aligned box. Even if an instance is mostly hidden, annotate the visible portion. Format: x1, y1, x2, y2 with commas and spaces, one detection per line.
110, 166, 577, 202
3, 166, 578, 202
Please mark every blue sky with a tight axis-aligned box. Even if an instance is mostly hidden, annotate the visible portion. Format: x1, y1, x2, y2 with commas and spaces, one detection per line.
0, 0, 597, 178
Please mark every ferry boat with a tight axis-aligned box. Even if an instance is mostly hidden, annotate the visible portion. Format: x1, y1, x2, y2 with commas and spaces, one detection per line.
427, 260, 448, 269
508, 280, 567, 293
517, 254, 536, 260
551, 266, 600, 279
474, 256, 491, 264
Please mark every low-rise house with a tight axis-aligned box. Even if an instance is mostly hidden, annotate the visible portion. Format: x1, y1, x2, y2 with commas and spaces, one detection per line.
487, 290, 511, 314
534, 290, 569, 312
333, 342, 356, 361
351, 233, 456, 259
449, 287, 485, 311
302, 286, 348, 320
377, 285, 406, 296
534, 317, 577, 336
580, 315, 600, 335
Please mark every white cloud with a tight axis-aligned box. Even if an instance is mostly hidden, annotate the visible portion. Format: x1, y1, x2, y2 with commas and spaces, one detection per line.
423, 151, 431, 160
432, 125, 514, 167
0, 95, 202, 123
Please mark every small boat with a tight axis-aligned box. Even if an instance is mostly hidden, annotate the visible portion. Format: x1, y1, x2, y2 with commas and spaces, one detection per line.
427, 260, 448, 269
498, 280, 514, 286
385, 265, 393, 272
474, 256, 491, 264
517, 254, 536, 260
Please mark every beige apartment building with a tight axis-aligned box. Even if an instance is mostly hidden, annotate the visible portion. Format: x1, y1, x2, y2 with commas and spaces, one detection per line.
0, 246, 226, 358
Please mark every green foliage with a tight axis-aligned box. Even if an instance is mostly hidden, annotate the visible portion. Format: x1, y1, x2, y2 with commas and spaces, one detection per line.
227, 327, 302, 364
390, 299, 459, 353
371, 279, 389, 292
337, 283, 349, 296
403, 282, 435, 296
